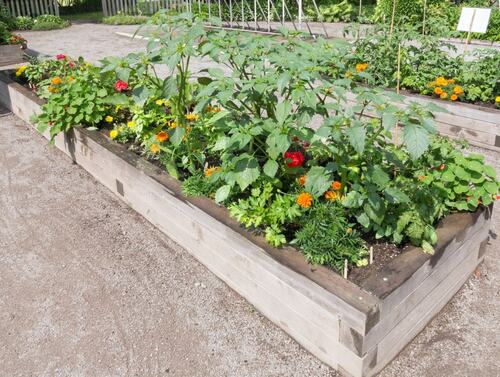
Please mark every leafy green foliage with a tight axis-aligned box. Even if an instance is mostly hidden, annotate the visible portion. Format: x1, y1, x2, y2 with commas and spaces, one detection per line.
293, 202, 368, 271
103, 14, 149, 25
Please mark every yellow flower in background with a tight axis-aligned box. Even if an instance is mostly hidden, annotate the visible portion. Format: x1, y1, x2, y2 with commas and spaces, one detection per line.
453, 85, 463, 94
185, 113, 199, 122
15, 65, 27, 77
440, 92, 448, 99
296, 192, 313, 209
325, 191, 338, 201
434, 87, 443, 95
105, 115, 113, 123
331, 181, 342, 190
495, 96, 500, 103
155, 99, 164, 106
127, 121, 136, 129
204, 166, 220, 178
450, 94, 458, 101
51, 76, 62, 85
150, 143, 160, 154
355, 63, 368, 73
346, 227, 353, 234
298, 175, 306, 186
436, 76, 448, 86
169, 121, 177, 129
109, 130, 118, 139
156, 131, 169, 142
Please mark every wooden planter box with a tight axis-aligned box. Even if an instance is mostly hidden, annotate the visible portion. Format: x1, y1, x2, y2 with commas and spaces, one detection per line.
345, 90, 500, 152
0, 72, 493, 377
0, 44, 26, 66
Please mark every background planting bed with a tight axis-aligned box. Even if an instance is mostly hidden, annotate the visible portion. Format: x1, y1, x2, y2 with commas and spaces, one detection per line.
0, 71, 493, 377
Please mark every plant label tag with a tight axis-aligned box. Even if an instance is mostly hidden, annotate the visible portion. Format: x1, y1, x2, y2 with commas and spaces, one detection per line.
457, 7, 491, 33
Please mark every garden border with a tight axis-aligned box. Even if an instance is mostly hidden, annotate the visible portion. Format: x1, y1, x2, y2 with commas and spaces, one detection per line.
0, 71, 493, 377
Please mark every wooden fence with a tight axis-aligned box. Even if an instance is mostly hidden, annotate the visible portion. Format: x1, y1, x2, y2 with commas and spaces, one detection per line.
1, 0, 59, 16
101, 0, 187, 16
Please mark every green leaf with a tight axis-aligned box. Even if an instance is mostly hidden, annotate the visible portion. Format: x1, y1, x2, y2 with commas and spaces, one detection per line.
164, 160, 179, 179
263, 159, 279, 178
467, 160, 483, 173
356, 213, 370, 228
484, 181, 498, 194
304, 166, 331, 197
382, 112, 397, 131
346, 126, 366, 155
132, 85, 151, 107
275, 101, 292, 126
384, 187, 410, 203
266, 132, 290, 160
170, 126, 186, 146
215, 185, 231, 203
483, 165, 496, 178
403, 123, 429, 159
421, 240, 435, 255
234, 155, 260, 191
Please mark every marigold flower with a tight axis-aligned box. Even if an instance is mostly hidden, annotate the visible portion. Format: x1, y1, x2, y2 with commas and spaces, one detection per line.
346, 227, 353, 234
355, 63, 368, 73
105, 115, 113, 123
114, 80, 129, 92
331, 181, 342, 190
68, 76, 75, 82
436, 76, 448, 86
150, 143, 160, 154
185, 113, 199, 122
418, 175, 426, 181
48, 85, 57, 93
156, 131, 169, 142
156, 99, 164, 106
127, 121, 136, 129
298, 176, 306, 186
450, 94, 458, 101
345, 71, 353, 78
204, 166, 220, 178
284, 151, 305, 168
51, 77, 62, 85
15, 65, 27, 77
439, 163, 446, 170
109, 130, 118, 139
440, 92, 448, 99
434, 87, 443, 95
169, 122, 177, 129
296, 192, 313, 208
495, 96, 500, 103
56, 54, 66, 60
206, 105, 221, 113
453, 85, 463, 94
325, 191, 338, 201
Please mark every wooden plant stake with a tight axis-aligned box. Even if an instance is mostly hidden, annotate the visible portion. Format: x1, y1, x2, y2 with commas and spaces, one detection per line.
464, 8, 477, 53
422, 0, 427, 35
359, 0, 362, 18
343, 259, 348, 279
369, 246, 374, 265
389, 0, 397, 40
396, 42, 401, 95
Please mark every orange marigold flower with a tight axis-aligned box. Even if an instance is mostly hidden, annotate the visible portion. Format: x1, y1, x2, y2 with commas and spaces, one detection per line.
418, 175, 426, 181
51, 76, 62, 85
331, 181, 342, 190
169, 121, 177, 129
150, 143, 160, 154
436, 76, 448, 86
453, 85, 463, 94
296, 192, 313, 209
204, 166, 220, 178
325, 191, 338, 201
450, 94, 458, 101
440, 92, 448, 99
185, 113, 199, 122
355, 63, 368, 73
298, 176, 306, 186
156, 131, 169, 142
434, 87, 443, 95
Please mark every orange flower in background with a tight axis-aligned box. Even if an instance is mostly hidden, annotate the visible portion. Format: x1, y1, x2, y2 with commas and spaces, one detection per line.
296, 192, 313, 209
185, 113, 199, 122
298, 176, 306, 186
169, 121, 177, 129
440, 92, 448, 99
434, 87, 443, 95
418, 175, 426, 181
156, 131, 169, 142
325, 191, 338, 201
436, 76, 448, 86
150, 143, 160, 154
355, 63, 368, 73
450, 94, 458, 101
453, 85, 463, 94
51, 76, 62, 85
331, 181, 342, 190
48, 85, 57, 93
204, 166, 220, 178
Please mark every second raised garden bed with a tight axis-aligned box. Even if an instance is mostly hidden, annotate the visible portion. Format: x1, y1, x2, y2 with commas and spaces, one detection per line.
0, 71, 494, 377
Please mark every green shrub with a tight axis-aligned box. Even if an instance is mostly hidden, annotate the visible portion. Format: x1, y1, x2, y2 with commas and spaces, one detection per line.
103, 14, 149, 25
32, 14, 70, 30
0, 4, 16, 30
15, 16, 34, 30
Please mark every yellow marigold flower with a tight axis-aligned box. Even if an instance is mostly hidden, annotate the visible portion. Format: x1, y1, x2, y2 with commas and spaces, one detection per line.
450, 94, 458, 101
48, 85, 57, 93
346, 227, 353, 234
298, 175, 306, 186
296, 192, 313, 209
331, 181, 342, 190
156, 131, 169, 142
204, 166, 220, 178
150, 143, 160, 154
15, 65, 27, 77
434, 87, 443, 95
155, 99, 164, 106
436, 76, 448, 86
356, 258, 368, 267
68, 76, 75, 82
185, 113, 199, 122
453, 85, 463, 94
127, 121, 136, 129
325, 191, 338, 201
169, 121, 177, 129
105, 115, 113, 123
51, 76, 62, 85
440, 92, 448, 99
109, 129, 119, 139
345, 71, 353, 78
355, 63, 368, 73
495, 96, 500, 103
206, 105, 221, 113
448, 79, 455, 84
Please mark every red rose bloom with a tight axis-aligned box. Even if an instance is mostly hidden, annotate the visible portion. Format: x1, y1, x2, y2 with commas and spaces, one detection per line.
56, 54, 66, 60
114, 80, 129, 92
284, 151, 305, 168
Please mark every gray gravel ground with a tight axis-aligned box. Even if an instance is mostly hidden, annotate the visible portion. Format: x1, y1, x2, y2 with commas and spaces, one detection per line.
2, 23, 499, 377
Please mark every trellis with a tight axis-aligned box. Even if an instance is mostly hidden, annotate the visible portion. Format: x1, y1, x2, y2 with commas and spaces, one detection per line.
1, 0, 59, 16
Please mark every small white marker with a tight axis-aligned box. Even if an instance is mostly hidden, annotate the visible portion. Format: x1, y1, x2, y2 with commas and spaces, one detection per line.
369, 246, 374, 265
343, 259, 348, 279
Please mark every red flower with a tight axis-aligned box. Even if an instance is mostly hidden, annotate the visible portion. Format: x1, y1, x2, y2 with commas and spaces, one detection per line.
496, 195, 500, 200
439, 163, 446, 170
68, 61, 75, 68
114, 80, 129, 92
284, 151, 305, 168
56, 54, 66, 60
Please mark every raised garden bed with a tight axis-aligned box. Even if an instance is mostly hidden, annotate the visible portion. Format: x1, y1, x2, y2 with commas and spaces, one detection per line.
0, 44, 26, 66
0, 67, 494, 377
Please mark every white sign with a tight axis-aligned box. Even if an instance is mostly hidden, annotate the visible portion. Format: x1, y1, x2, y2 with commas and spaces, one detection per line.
457, 8, 491, 33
